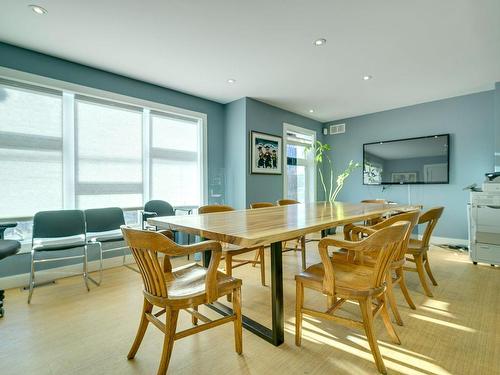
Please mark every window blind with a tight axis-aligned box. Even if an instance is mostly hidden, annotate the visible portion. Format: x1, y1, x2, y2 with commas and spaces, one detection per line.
150, 112, 201, 206
0, 81, 63, 218
75, 97, 143, 209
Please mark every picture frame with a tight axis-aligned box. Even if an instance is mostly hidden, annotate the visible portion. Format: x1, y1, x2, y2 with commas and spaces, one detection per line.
250, 131, 282, 175
391, 172, 417, 183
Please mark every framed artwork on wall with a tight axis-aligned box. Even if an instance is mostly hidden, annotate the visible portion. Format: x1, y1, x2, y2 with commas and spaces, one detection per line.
250, 131, 282, 175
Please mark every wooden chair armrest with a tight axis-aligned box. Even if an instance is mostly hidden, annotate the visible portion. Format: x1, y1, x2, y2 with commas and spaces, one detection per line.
318, 240, 335, 296
157, 229, 174, 240
348, 225, 377, 238
172, 240, 223, 302
318, 237, 371, 253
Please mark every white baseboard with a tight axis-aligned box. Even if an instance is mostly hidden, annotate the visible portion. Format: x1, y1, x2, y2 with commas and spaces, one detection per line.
0, 255, 136, 290
423, 235, 468, 247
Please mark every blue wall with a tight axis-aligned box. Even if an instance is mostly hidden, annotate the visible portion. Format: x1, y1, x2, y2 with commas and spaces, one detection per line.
324, 91, 495, 240
245, 98, 324, 207
224, 98, 247, 208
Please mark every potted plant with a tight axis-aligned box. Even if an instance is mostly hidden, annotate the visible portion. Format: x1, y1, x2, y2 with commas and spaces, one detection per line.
305, 141, 360, 203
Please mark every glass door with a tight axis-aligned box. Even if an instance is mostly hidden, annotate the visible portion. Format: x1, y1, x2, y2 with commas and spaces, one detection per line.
283, 124, 316, 203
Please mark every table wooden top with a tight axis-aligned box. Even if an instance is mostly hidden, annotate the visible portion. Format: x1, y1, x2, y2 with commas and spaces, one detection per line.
149, 202, 419, 247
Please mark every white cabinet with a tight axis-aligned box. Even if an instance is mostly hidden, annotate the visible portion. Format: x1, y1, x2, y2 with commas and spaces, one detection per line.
469, 192, 500, 265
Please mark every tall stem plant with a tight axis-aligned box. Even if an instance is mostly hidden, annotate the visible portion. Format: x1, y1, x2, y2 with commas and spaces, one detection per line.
305, 141, 360, 203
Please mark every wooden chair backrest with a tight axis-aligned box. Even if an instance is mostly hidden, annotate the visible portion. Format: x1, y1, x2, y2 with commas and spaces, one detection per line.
277, 199, 300, 206
361, 199, 387, 204
369, 210, 420, 261
198, 204, 235, 214
418, 207, 445, 248
363, 223, 409, 288
250, 202, 274, 209
325, 223, 409, 291
121, 227, 174, 298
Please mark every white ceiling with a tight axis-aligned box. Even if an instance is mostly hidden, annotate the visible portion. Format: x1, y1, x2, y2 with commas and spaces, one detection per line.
365, 136, 449, 160
0, 0, 499, 122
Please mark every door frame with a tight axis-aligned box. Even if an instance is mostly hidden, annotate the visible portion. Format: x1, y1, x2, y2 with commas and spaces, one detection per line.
282, 123, 317, 202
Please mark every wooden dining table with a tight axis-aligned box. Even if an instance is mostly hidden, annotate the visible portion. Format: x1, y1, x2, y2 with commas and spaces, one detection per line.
149, 201, 417, 346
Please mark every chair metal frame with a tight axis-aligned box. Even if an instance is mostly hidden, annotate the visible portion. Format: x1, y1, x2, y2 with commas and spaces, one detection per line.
28, 210, 90, 304
85, 207, 138, 286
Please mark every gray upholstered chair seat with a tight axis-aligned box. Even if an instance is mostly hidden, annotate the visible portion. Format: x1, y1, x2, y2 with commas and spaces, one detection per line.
32, 235, 86, 251
87, 229, 123, 243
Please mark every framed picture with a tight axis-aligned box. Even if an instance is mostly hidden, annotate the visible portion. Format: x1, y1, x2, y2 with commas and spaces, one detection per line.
250, 131, 282, 174
391, 172, 417, 183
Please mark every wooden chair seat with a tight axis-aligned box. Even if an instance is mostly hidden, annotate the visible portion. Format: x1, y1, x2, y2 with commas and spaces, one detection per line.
296, 262, 384, 297
165, 263, 240, 303
407, 238, 424, 253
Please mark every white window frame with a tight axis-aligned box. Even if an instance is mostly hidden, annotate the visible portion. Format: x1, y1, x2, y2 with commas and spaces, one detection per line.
282, 123, 317, 203
0, 67, 208, 215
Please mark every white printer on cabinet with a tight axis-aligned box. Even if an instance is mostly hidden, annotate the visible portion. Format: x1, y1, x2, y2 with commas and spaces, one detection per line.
468, 172, 500, 266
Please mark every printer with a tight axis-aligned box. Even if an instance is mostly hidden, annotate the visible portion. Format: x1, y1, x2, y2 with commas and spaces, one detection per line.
468, 172, 500, 266
482, 171, 500, 192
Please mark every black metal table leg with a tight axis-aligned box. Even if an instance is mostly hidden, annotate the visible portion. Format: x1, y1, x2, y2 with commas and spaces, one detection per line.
270, 241, 284, 345
0, 289, 4, 318
203, 240, 285, 346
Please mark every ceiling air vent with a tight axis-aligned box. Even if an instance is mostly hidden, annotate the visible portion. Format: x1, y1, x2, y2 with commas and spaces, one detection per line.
329, 123, 345, 135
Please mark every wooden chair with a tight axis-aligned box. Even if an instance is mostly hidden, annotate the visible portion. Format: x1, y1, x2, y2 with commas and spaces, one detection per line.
250, 202, 275, 209
295, 222, 409, 375
121, 227, 242, 375
338, 210, 420, 325
277, 199, 307, 270
405, 207, 444, 297
198, 205, 266, 292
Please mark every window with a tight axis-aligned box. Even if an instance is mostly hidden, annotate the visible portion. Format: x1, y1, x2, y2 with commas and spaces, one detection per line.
150, 112, 202, 206
283, 124, 316, 203
0, 80, 63, 218
0, 76, 206, 241
75, 98, 143, 209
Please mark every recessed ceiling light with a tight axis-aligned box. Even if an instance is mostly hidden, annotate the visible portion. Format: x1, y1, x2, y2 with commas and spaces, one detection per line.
309, 109, 314, 113
363, 75, 373, 81
313, 38, 327, 46
29, 5, 48, 15
227, 79, 236, 84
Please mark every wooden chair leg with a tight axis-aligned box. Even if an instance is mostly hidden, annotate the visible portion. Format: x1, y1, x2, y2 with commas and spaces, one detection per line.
127, 299, 153, 360
359, 298, 387, 374
232, 287, 243, 354
192, 305, 198, 326
327, 295, 334, 309
415, 255, 434, 297
259, 247, 266, 286
157, 309, 179, 375
252, 249, 260, 267
378, 296, 401, 345
226, 255, 233, 302
397, 268, 416, 310
423, 253, 438, 286
295, 281, 304, 347
300, 236, 306, 270
385, 273, 403, 326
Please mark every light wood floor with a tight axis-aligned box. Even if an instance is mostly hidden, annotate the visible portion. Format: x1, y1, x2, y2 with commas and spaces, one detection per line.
1, 239, 499, 375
